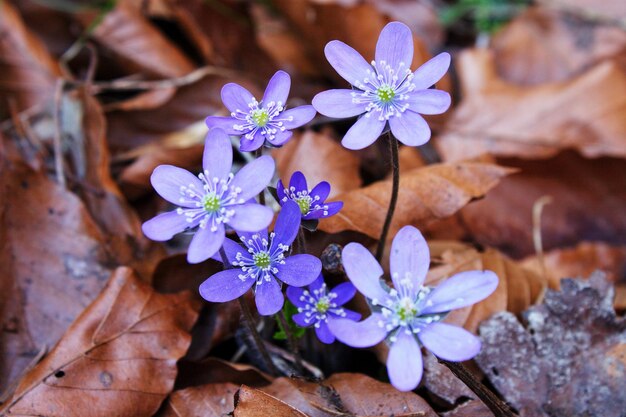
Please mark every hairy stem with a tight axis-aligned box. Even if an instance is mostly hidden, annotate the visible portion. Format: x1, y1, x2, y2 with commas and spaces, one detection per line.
277, 310, 304, 375
439, 359, 517, 417
375, 133, 400, 262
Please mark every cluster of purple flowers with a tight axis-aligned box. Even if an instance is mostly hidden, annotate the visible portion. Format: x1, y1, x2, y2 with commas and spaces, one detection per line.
142, 21, 498, 392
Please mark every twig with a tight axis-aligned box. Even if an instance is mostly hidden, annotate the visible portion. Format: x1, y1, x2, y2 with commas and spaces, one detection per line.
375, 132, 399, 262
52, 80, 67, 189
439, 359, 517, 417
276, 311, 304, 375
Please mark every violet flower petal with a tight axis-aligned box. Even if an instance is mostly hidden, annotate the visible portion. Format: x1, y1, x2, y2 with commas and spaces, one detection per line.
316, 320, 335, 344
309, 181, 330, 202
221, 82, 255, 113
228, 204, 274, 232
324, 40, 372, 86
312, 89, 367, 118
342, 243, 389, 303
266, 130, 293, 147
342, 114, 386, 150
275, 255, 321, 287
281, 105, 316, 130
276, 179, 287, 201
151, 165, 202, 207
230, 155, 275, 202
375, 22, 414, 73
289, 171, 308, 192
199, 269, 255, 302
204, 116, 240, 135
203, 128, 233, 180
388, 110, 430, 146
262, 70, 290, 106
406, 90, 451, 115
271, 201, 301, 249
292, 312, 310, 327
330, 282, 357, 305
390, 225, 430, 292
211, 237, 242, 263
338, 309, 361, 322
387, 331, 423, 392
187, 223, 225, 264
327, 313, 387, 348
308, 274, 325, 292
420, 270, 499, 315
142, 211, 198, 241
286, 285, 306, 308
239, 129, 265, 152
418, 323, 481, 361
255, 278, 284, 316
412, 52, 451, 90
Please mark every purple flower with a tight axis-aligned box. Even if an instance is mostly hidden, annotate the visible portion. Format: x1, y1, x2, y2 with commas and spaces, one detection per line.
205, 71, 317, 152
142, 128, 274, 264
276, 171, 343, 220
328, 226, 498, 391
199, 201, 321, 316
312, 22, 451, 150
286, 275, 361, 344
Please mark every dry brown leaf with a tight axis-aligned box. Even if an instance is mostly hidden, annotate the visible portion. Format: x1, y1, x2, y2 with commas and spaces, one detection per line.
538, 0, 626, 22
234, 385, 308, 417
0, 160, 115, 392
492, 6, 626, 85
318, 162, 513, 240
273, 131, 361, 199
158, 383, 239, 417
437, 49, 626, 161
0, 267, 200, 417
0, 1, 61, 119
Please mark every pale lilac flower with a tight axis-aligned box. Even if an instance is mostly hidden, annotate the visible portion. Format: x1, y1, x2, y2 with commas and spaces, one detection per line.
142, 128, 274, 264
286, 275, 361, 344
200, 201, 321, 316
328, 226, 498, 391
312, 22, 451, 150
205, 71, 316, 152
277, 171, 343, 220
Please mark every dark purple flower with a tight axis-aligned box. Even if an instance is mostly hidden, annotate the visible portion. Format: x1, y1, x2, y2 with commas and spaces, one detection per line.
205, 71, 316, 152
199, 201, 321, 316
328, 226, 498, 391
286, 275, 361, 344
312, 22, 451, 150
276, 171, 343, 220
142, 128, 274, 264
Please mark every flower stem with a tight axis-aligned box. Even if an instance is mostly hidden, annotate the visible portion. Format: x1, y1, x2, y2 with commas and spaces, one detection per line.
439, 359, 517, 417
375, 132, 400, 262
255, 148, 266, 206
276, 310, 304, 374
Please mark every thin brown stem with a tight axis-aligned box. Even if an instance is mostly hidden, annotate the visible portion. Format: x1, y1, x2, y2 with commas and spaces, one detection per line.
255, 148, 266, 206
439, 359, 517, 417
277, 311, 304, 375
375, 133, 400, 262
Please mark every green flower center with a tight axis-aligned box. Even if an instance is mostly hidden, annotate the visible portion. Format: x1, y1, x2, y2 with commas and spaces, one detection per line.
315, 296, 330, 313
295, 196, 311, 215
203, 193, 221, 213
396, 297, 418, 322
251, 108, 270, 127
376, 85, 396, 103
253, 251, 271, 269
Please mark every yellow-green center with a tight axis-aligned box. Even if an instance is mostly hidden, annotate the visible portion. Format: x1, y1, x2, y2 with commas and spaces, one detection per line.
253, 251, 271, 269
315, 297, 330, 313
295, 197, 311, 215
251, 108, 270, 127
203, 193, 221, 213
376, 85, 396, 103
396, 298, 417, 322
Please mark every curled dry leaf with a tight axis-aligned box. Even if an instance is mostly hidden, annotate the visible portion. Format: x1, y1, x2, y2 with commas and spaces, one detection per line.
273, 131, 361, 199
492, 6, 626, 85
158, 382, 240, 417
234, 386, 308, 417
318, 162, 514, 240
0, 1, 61, 119
0, 267, 200, 417
437, 49, 626, 161
476, 272, 626, 417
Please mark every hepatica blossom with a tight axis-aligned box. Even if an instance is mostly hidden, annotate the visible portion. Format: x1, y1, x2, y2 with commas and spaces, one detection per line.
328, 226, 498, 391
287, 274, 361, 344
200, 201, 321, 315
277, 171, 343, 220
206, 70, 316, 152
142, 128, 274, 264
312, 22, 451, 150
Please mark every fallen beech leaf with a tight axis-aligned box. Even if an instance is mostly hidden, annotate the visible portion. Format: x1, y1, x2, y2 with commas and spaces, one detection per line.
459, 152, 626, 258
234, 385, 308, 417
437, 49, 626, 160
0, 267, 200, 417
0, 1, 61, 119
318, 162, 513, 239
492, 7, 626, 85
0, 161, 115, 392
441, 400, 494, 417
273, 131, 361, 199
158, 383, 240, 417
476, 272, 626, 417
